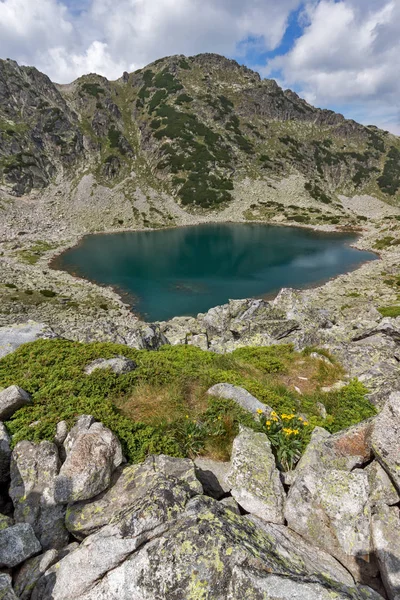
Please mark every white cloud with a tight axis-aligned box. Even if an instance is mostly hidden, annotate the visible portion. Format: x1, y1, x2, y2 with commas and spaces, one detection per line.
0, 0, 300, 82
266, 0, 400, 133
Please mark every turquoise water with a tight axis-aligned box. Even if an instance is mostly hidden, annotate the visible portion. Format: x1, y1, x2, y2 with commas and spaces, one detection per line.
54, 223, 377, 321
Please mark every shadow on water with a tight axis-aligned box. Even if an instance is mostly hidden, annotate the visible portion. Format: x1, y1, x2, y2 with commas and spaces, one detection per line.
52, 223, 378, 322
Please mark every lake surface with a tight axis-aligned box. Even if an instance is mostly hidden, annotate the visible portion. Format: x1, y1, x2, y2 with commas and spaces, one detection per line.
54, 224, 377, 321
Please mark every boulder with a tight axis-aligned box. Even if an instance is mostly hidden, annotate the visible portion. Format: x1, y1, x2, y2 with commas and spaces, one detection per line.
66, 455, 202, 539
220, 497, 241, 514
0, 386, 31, 421
62, 415, 95, 455
0, 322, 57, 359
371, 504, 400, 600
10, 441, 68, 550
0, 423, 11, 482
54, 421, 68, 447
33, 476, 192, 600
371, 392, 400, 492
84, 355, 137, 375
14, 549, 59, 600
206, 383, 272, 416
33, 495, 382, 600
286, 467, 374, 581
0, 523, 41, 568
323, 419, 374, 467
366, 461, 399, 508
227, 426, 285, 523
194, 457, 230, 499
124, 324, 169, 350
0, 513, 13, 531
54, 421, 123, 503
0, 574, 19, 600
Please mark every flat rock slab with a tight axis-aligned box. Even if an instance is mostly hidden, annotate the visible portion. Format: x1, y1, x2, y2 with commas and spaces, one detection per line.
0, 322, 57, 359
0, 523, 41, 568
84, 356, 137, 375
371, 504, 400, 600
0, 385, 31, 421
227, 426, 285, 523
207, 383, 271, 416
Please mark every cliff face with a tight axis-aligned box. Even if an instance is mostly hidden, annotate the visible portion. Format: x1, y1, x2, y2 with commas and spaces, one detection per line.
0, 53, 399, 208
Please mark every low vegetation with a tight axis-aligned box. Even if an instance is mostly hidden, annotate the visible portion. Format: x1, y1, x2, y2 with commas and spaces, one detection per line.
0, 340, 375, 464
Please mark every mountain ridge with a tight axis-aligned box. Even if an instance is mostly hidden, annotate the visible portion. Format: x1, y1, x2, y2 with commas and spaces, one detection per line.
0, 52, 399, 223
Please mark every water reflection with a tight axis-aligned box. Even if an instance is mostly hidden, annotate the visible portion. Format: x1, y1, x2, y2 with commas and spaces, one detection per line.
54, 223, 377, 321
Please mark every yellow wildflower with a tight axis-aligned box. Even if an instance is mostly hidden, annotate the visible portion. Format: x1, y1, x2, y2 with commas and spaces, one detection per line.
266, 421, 271, 426
271, 411, 277, 417
185, 415, 189, 419
303, 421, 309, 426
256, 409, 263, 414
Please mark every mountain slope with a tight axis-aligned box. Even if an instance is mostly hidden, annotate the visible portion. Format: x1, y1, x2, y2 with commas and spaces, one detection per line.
0, 53, 399, 219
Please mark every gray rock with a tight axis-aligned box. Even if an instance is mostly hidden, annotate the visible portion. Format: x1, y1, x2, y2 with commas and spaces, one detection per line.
84, 355, 137, 375
206, 383, 272, 416
34, 495, 383, 600
124, 324, 169, 350
0, 513, 13, 531
0, 386, 31, 421
0, 423, 11, 482
372, 392, 400, 492
54, 421, 123, 503
66, 454, 202, 539
371, 504, 400, 600
0, 523, 41, 568
10, 441, 68, 551
0, 322, 57, 359
62, 415, 95, 456
227, 426, 285, 523
366, 461, 399, 508
33, 476, 192, 600
14, 549, 59, 600
286, 467, 374, 581
0, 573, 19, 600
220, 497, 241, 514
54, 421, 68, 447
194, 457, 230, 499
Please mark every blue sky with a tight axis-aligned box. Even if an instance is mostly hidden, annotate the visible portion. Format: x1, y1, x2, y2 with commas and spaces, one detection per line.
0, 0, 398, 134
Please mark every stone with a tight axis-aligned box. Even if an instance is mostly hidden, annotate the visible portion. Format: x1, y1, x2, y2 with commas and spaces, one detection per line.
371, 392, 400, 492
0, 513, 13, 531
0, 322, 57, 359
14, 549, 59, 600
62, 415, 95, 456
33, 495, 383, 600
323, 419, 374, 467
10, 441, 69, 551
84, 355, 137, 375
366, 461, 399, 508
285, 467, 374, 581
66, 454, 202, 539
0, 523, 41, 568
194, 457, 230, 499
33, 476, 192, 600
54, 421, 123, 503
220, 497, 241, 514
227, 426, 285, 523
371, 504, 400, 600
54, 421, 68, 446
0, 573, 19, 600
0, 423, 11, 482
124, 324, 169, 350
206, 383, 272, 416
0, 386, 31, 421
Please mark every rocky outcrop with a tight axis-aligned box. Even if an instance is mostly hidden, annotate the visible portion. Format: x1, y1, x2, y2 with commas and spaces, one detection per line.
227, 426, 285, 523
371, 504, 400, 600
0, 386, 31, 421
371, 392, 400, 491
10, 441, 68, 550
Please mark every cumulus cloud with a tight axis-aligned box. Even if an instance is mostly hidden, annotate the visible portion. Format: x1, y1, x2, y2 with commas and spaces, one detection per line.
0, 0, 300, 82
266, 0, 400, 132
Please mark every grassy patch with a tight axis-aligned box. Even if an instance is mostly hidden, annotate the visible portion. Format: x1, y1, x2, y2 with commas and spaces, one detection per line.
378, 306, 400, 318
0, 340, 375, 463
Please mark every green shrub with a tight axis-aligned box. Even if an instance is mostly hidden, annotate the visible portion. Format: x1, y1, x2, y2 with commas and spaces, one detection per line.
81, 83, 105, 98
39, 289, 56, 298
378, 146, 400, 196
0, 340, 375, 463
